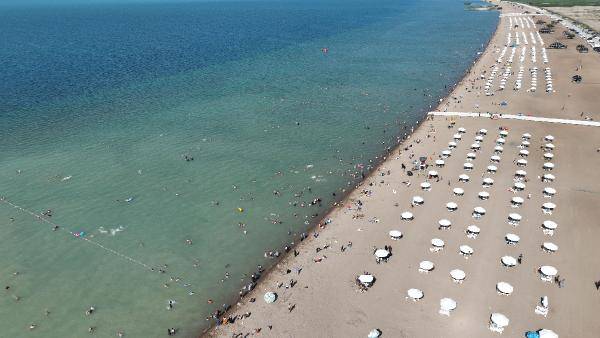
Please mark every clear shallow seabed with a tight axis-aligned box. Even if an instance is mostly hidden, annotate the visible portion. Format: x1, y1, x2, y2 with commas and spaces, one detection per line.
0, 0, 497, 336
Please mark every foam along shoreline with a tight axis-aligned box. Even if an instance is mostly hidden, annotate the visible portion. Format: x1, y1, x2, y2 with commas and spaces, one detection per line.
206, 1, 600, 337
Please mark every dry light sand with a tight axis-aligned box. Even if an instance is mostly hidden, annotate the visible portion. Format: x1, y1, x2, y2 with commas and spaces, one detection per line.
205, 1, 600, 337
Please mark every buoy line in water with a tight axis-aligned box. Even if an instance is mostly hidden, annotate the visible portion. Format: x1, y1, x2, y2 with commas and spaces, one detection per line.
0, 196, 196, 294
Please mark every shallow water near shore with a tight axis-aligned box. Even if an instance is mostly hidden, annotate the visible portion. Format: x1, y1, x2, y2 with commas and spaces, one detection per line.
0, 0, 497, 336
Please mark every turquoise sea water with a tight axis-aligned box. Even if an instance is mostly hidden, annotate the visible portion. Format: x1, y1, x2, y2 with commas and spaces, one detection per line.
0, 0, 497, 336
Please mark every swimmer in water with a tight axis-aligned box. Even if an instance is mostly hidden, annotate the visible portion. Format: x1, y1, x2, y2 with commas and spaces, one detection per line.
85, 306, 95, 316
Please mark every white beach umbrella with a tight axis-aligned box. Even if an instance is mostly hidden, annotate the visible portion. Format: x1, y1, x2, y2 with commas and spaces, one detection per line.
496, 138, 506, 145
375, 249, 390, 258
454, 133, 462, 140
407, 288, 424, 300
482, 178, 494, 186
412, 196, 424, 205
450, 269, 466, 281
496, 282, 514, 295
514, 182, 526, 191
446, 202, 458, 211
473, 206, 486, 215
522, 133, 531, 140
494, 145, 504, 153
543, 162, 554, 170
440, 298, 457, 312
453, 187, 464, 196
490, 155, 501, 163
467, 225, 480, 235
521, 140, 531, 148
519, 149, 529, 157
420, 182, 431, 191
368, 329, 382, 338
542, 173, 555, 182
542, 220, 557, 230
389, 230, 403, 240
459, 245, 474, 256
470, 143, 481, 150
544, 143, 555, 150
401, 211, 414, 220
538, 329, 558, 338
542, 242, 558, 253
505, 233, 520, 244
441, 150, 452, 158
463, 163, 474, 171
435, 159, 445, 167
448, 141, 457, 149
428, 170, 439, 178
264, 291, 277, 303
478, 191, 490, 200
540, 265, 558, 278
517, 159, 528, 167
499, 130, 509, 137
459, 174, 470, 182
501, 255, 517, 267
358, 274, 374, 284
466, 152, 477, 160
542, 202, 556, 211
487, 165, 497, 173
478, 128, 488, 135
543, 187, 556, 197
544, 135, 555, 142
458, 127, 466, 133
475, 135, 484, 142
511, 196, 524, 206
515, 169, 527, 177
508, 213, 522, 222
543, 152, 554, 160
431, 238, 445, 248
419, 260, 434, 272
439, 219, 452, 229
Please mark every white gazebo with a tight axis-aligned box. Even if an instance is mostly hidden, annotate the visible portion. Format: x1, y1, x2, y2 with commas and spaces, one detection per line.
501, 255, 517, 267
539, 265, 558, 282
542, 242, 558, 253
489, 313, 509, 333
508, 213, 522, 225
450, 269, 466, 283
446, 202, 458, 212
401, 211, 414, 221
419, 260, 434, 273
420, 182, 432, 191
431, 238, 445, 252
459, 245, 474, 257
464, 162, 474, 171
389, 230, 403, 240
466, 225, 480, 239
453, 187, 464, 196
487, 165, 498, 173
439, 298, 457, 316
542, 173, 555, 182
438, 219, 452, 230
542, 202, 556, 214
407, 288, 424, 301
511, 196, 524, 207
478, 191, 490, 200
473, 206, 486, 218
459, 174, 470, 182
496, 281, 514, 295
505, 233, 520, 245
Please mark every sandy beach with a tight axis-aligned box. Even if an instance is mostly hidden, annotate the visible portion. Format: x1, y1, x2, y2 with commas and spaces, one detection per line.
205, 1, 600, 337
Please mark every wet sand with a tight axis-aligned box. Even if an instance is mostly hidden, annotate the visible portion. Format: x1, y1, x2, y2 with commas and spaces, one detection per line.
205, 2, 600, 337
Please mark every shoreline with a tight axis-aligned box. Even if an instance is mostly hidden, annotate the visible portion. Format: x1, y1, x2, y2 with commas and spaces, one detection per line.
200, 5, 503, 337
